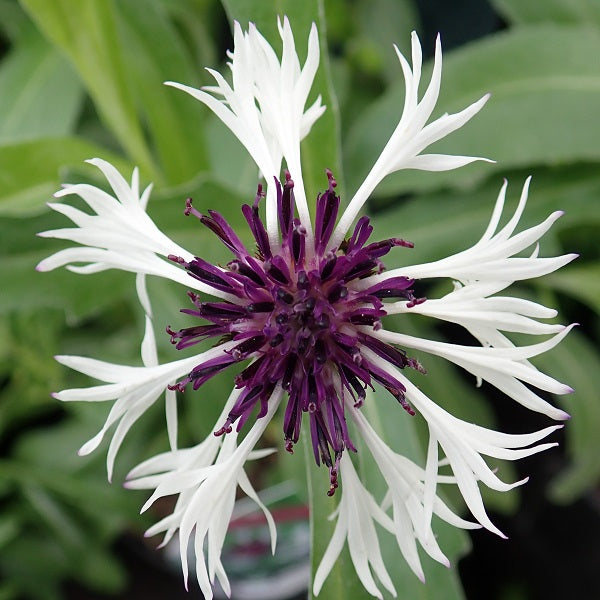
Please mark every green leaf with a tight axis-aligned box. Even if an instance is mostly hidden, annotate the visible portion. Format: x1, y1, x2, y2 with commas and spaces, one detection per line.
352, 0, 419, 83
534, 330, 600, 504
0, 28, 83, 144
0, 137, 132, 216
21, 0, 159, 179
346, 24, 600, 197
0, 583, 19, 600
220, 0, 318, 44
116, 0, 210, 184
491, 0, 600, 27
543, 262, 600, 314
22, 483, 85, 547
203, 114, 264, 199
0, 310, 63, 436
0, 536, 66, 600
0, 0, 30, 44
0, 248, 132, 318
0, 515, 19, 550
76, 545, 126, 593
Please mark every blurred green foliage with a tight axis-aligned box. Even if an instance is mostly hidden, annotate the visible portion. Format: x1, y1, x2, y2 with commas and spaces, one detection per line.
0, 0, 598, 599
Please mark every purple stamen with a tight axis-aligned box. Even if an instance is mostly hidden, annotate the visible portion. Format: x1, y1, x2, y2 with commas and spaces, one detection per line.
199, 209, 249, 257
277, 172, 295, 241
315, 169, 340, 253
242, 202, 272, 260
167, 171, 425, 494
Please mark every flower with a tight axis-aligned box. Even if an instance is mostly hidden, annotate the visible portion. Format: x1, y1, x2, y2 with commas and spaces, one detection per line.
38, 17, 575, 599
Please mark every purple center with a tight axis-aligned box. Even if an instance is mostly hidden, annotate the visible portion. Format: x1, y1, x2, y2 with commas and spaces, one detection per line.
167, 171, 425, 495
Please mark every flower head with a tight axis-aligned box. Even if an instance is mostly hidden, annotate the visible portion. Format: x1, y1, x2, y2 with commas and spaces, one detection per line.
165, 170, 425, 495
39, 17, 575, 599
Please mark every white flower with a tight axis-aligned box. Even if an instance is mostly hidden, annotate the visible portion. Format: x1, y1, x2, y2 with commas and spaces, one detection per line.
39, 18, 574, 599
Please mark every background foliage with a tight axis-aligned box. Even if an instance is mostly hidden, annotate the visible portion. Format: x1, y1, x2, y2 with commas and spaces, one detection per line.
0, 0, 598, 599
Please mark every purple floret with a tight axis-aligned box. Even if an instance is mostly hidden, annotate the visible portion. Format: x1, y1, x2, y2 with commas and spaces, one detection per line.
167, 172, 424, 495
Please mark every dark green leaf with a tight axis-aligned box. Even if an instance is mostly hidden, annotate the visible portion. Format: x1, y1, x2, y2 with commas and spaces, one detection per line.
534, 330, 600, 503
491, 0, 600, 27
0, 536, 66, 600
0, 0, 30, 43
0, 515, 19, 550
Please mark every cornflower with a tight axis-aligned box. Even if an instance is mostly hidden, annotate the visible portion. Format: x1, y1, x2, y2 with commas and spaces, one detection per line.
38, 17, 575, 599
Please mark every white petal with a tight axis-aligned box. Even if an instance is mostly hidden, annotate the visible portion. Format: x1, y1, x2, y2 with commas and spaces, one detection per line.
313, 509, 347, 595
362, 179, 575, 284
39, 161, 201, 292
141, 315, 158, 367
136, 273, 153, 318
167, 20, 324, 248
331, 38, 489, 248
400, 153, 492, 172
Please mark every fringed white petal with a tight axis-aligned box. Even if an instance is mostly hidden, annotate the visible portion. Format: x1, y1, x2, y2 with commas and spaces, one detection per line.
167, 17, 324, 248
313, 454, 396, 599
362, 179, 577, 285
370, 326, 573, 419
400, 153, 488, 171
372, 362, 562, 536
331, 33, 490, 248
128, 387, 283, 599
37, 159, 237, 299
350, 407, 479, 583
55, 340, 241, 475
